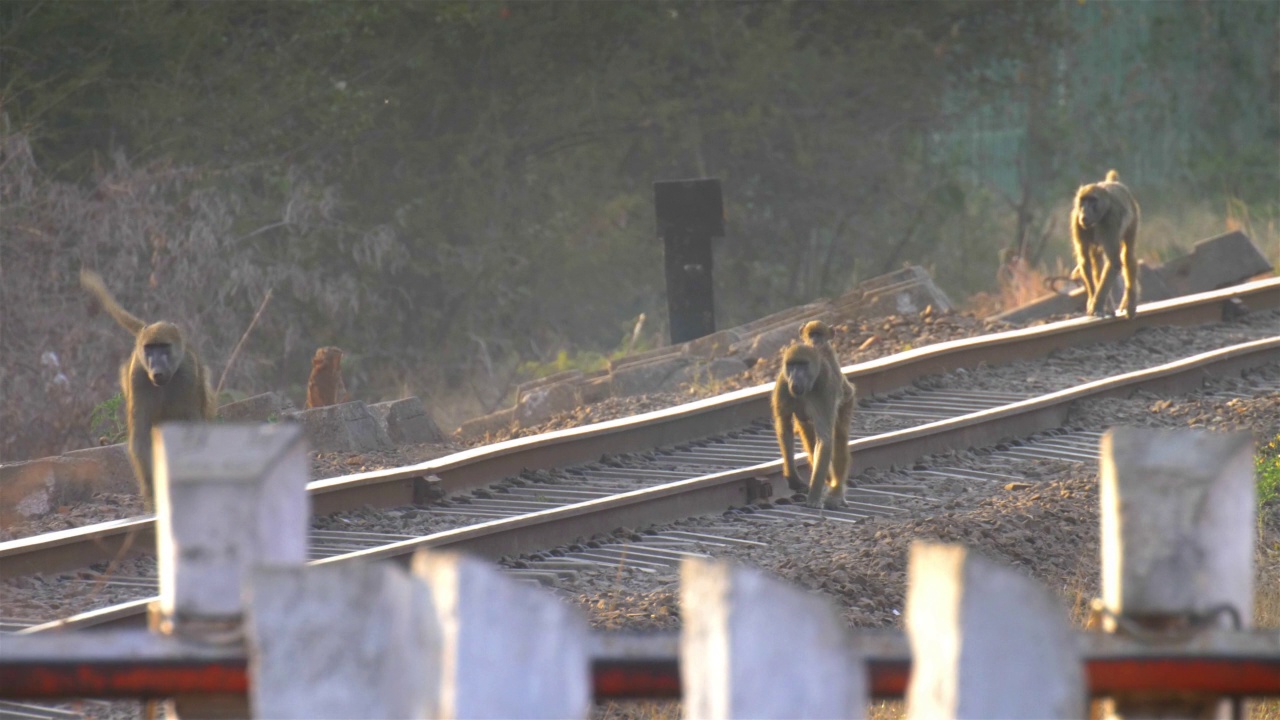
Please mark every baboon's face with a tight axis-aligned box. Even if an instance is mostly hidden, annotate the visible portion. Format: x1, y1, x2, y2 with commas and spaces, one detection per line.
784, 359, 816, 396
143, 344, 177, 386
1078, 193, 1104, 228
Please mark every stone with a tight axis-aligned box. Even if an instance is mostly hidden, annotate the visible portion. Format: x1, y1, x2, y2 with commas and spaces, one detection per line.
859, 275, 955, 318
0, 443, 135, 517
734, 324, 799, 364
282, 401, 392, 453
662, 357, 750, 392
576, 375, 614, 405
455, 407, 518, 440
216, 392, 296, 422
683, 329, 740, 359
609, 355, 694, 397
369, 397, 446, 445
514, 380, 581, 427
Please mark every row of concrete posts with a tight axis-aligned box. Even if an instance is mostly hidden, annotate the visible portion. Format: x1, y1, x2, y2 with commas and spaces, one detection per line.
6, 423, 1269, 718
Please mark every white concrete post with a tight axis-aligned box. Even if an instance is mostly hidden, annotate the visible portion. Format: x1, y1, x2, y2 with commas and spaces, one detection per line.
246, 562, 442, 719
153, 423, 310, 635
1098, 427, 1255, 718
680, 557, 866, 720
412, 550, 591, 720
1100, 427, 1255, 626
904, 542, 1084, 719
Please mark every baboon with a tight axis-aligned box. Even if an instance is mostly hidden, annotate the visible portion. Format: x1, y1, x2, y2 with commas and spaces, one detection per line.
800, 318, 857, 414
799, 320, 849, 385
80, 270, 215, 506
772, 343, 856, 509
305, 346, 348, 409
1071, 170, 1141, 318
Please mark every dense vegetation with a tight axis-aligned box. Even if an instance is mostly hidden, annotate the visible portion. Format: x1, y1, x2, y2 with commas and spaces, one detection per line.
2, 1, 1276, 459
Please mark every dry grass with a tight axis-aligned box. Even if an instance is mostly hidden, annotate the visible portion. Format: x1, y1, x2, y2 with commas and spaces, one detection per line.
1252, 512, 1280, 720
996, 255, 1058, 310
594, 701, 680, 720
0, 129, 412, 461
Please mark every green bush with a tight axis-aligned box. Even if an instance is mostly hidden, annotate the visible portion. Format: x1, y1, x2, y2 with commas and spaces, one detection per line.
89, 393, 127, 445
1258, 433, 1280, 511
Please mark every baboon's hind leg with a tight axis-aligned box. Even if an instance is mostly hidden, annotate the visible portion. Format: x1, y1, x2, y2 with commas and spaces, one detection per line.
1120, 232, 1139, 318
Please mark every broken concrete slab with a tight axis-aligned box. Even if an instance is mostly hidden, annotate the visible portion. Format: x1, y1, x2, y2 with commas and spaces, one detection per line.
731, 324, 802, 365
514, 379, 582, 427
705, 357, 750, 381
608, 345, 683, 372
662, 357, 751, 392
846, 265, 932, 296
64, 443, 135, 494
683, 329, 740, 359
729, 303, 828, 338
610, 355, 695, 397
0, 449, 131, 519
858, 275, 955, 318
515, 370, 584, 400
576, 375, 614, 405
1157, 230, 1273, 295
455, 407, 518, 440
216, 392, 296, 422
370, 397, 446, 445
282, 401, 392, 453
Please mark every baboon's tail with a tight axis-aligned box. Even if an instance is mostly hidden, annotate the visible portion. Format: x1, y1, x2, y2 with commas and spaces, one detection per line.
1105, 169, 1120, 182
80, 269, 146, 335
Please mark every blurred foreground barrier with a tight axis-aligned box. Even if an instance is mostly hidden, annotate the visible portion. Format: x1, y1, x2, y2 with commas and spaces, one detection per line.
151, 423, 311, 719
1, 427, 1277, 718
904, 542, 1084, 718
1096, 427, 1258, 720
680, 558, 866, 719
248, 551, 590, 719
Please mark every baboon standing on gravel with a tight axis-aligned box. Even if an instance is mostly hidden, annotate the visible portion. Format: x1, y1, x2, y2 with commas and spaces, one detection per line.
80, 270, 215, 506
1071, 170, 1141, 318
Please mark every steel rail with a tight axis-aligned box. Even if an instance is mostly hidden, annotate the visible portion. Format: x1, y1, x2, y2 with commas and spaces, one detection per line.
2, 278, 1276, 579
308, 276, 1280, 508
314, 335, 1280, 563
21, 336, 1280, 634
3, 628, 1278, 700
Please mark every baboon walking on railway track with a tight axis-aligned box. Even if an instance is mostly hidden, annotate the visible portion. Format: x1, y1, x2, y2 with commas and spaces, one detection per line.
81, 270, 215, 506
772, 340, 856, 510
1071, 170, 1141, 318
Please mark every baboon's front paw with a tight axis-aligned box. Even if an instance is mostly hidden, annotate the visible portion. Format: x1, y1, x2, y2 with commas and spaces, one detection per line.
823, 495, 848, 510
784, 474, 807, 493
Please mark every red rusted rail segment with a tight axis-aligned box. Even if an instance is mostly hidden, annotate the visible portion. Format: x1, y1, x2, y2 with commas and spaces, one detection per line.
3, 630, 1277, 701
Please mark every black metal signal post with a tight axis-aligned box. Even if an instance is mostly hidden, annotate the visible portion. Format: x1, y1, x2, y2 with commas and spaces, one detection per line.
653, 178, 725, 345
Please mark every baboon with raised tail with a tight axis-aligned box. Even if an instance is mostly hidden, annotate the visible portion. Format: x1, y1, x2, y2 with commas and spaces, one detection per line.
80, 270, 215, 506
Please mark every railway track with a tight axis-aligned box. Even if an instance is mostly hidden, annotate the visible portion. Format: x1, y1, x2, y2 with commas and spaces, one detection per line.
1, 281, 1278, 639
